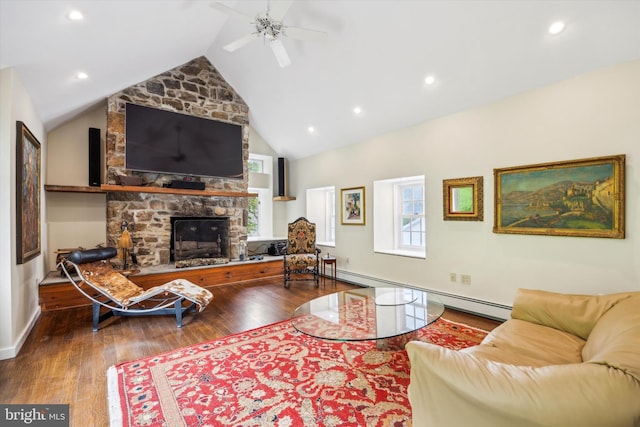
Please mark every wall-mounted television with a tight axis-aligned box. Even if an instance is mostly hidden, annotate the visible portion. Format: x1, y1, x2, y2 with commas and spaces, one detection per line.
125, 103, 243, 179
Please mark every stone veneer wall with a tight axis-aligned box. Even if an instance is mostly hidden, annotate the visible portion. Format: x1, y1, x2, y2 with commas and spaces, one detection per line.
105, 56, 249, 267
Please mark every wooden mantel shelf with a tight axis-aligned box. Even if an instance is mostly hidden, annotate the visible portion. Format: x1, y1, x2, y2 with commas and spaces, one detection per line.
101, 184, 257, 198
45, 184, 257, 198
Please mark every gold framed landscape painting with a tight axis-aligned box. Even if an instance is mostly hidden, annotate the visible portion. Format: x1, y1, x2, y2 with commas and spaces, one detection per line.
341, 186, 365, 225
16, 121, 42, 263
494, 155, 625, 238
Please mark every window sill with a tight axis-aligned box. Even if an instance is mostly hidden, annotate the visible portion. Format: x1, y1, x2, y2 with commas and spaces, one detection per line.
374, 249, 425, 259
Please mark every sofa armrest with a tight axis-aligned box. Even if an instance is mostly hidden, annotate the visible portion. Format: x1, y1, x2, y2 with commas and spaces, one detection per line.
511, 288, 633, 339
407, 341, 640, 427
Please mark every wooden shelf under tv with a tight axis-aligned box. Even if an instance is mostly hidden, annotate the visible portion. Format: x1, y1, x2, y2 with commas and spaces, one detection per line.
45, 185, 106, 193
45, 184, 257, 198
273, 196, 296, 201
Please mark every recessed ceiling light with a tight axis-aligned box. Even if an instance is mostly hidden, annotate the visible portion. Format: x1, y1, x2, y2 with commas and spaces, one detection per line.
548, 21, 566, 35
68, 10, 84, 21
308, 126, 315, 134
353, 106, 362, 116
75, 72, 89, 80
424, 75, 436, 86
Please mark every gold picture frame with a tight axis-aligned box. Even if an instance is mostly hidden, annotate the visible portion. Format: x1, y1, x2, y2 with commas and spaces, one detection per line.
16, 121, 42, 263
443, 176, 483, 221
494, 155, 625, 238
341, 186, 365, 225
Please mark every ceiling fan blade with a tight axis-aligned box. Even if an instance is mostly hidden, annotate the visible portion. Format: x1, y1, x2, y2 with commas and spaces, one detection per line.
210, 2, 254, 21
270, 39, 291, 67
268, 0, 294, 21
284, 26, 327, 41
223, 33, 260, 52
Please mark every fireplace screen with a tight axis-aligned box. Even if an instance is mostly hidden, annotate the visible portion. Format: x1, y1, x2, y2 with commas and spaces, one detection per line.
171, 217, 229, 267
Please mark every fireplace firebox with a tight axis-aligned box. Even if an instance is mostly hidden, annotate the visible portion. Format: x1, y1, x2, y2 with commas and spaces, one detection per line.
170, 217, 230, 267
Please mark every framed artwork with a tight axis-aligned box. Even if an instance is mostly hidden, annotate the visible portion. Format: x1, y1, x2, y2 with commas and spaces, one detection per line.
341, 186, 365, 225
16, 121, 42, 263
443, 176, 484, 221
494, 155, 625, 238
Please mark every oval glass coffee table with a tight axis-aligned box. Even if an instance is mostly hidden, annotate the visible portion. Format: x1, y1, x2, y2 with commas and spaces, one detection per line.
291, 287, 444, 350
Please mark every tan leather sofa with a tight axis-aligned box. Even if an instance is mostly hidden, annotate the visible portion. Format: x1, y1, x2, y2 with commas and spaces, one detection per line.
406, 289, 640, 427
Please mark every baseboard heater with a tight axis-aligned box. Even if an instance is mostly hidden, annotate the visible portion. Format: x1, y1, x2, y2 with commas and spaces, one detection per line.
335, 269, 512, 321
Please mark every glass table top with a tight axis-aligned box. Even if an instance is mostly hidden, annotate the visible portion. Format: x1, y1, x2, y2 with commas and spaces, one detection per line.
291, 287, 444, 343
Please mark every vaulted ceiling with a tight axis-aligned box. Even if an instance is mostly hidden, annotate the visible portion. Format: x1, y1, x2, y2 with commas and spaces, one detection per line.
1, 1, 639, 159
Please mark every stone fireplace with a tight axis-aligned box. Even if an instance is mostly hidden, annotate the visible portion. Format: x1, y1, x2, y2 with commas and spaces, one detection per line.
171, 216, 230, 266
105, 57, 250, 268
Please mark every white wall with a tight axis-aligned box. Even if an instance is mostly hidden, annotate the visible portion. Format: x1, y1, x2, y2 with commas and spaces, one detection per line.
249, 127, 288, 237
0, 68, 47, 359
45, 103, 107, 270
285, 60, 640, 315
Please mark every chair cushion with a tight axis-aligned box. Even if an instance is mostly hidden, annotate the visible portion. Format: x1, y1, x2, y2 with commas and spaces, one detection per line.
463, 318, 586, 366
79, 261, 144, 306
285, 254, 318, 269
68, 247, 118, 264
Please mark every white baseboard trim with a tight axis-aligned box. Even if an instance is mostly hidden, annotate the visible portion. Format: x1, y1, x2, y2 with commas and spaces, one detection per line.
335, 269, 512, 321
0, 305, 41, 360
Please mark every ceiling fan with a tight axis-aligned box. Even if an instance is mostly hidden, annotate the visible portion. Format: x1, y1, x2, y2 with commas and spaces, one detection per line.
211, 0, 327, 67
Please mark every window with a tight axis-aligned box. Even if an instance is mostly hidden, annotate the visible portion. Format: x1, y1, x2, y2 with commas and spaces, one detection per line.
399, 183, 425, 249
306, 186, 336, 246
247, 154, 273, 238
373, 175, 425, 258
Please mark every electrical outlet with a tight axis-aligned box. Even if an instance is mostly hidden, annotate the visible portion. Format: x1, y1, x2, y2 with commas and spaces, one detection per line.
449, 273, 457, 283
461, 274, 471, 285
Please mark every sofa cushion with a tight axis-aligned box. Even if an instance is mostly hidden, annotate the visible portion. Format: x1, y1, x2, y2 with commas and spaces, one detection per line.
511, 288, 633, 340
407, 341, 640, 427
583, 294, 640, 382
463, 318, 586, 366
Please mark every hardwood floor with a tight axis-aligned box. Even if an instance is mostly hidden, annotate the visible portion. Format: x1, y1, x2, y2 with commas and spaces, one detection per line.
0, 279, 501, 426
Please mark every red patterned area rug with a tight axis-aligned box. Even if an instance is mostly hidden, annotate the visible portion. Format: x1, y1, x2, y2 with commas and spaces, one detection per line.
107, 318, 487, 427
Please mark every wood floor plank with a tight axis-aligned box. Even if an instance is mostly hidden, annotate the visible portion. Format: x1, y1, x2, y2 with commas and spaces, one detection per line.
0, 279, 501, 426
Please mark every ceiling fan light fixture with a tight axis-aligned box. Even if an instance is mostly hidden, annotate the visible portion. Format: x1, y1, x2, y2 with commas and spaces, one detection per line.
255, 14, 283, 41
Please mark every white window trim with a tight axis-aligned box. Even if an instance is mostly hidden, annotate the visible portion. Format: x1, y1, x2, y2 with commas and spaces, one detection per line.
306, 186, 336, 247
247, 153, 273, 240
373, 175, 425, 259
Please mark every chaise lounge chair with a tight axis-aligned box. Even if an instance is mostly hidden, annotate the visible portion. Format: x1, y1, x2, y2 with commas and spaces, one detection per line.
59, 247, 213, 331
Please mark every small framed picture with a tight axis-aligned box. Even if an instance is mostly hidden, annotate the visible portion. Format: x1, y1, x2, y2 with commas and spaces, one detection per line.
341, 186, 365, 225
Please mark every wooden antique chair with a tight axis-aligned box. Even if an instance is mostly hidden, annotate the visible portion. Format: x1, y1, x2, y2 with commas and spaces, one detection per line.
59, 247, 213, 331
283, 217, 321, 288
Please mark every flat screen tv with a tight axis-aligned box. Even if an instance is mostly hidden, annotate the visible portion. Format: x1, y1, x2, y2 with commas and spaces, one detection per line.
125, 103, 243, 179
